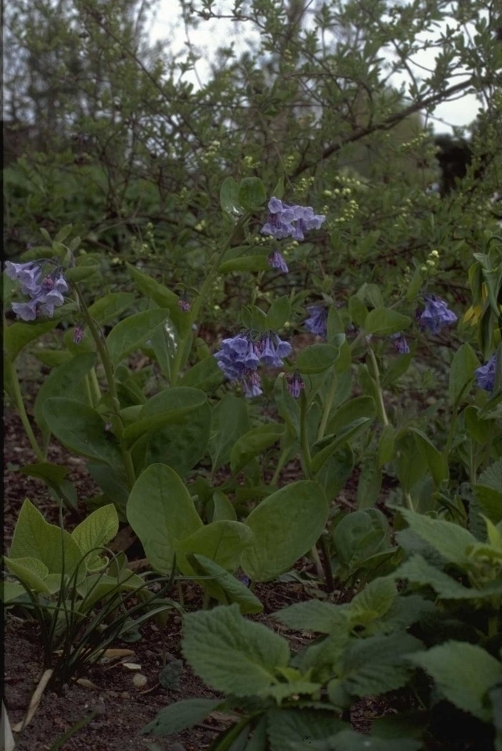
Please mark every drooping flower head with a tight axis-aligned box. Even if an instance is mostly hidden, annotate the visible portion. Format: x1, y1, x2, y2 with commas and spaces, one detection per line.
286, 372, 305, 398
474, 353, 498, 393
418, 294, 457, 335
214, 330, 293, 397
304, 305, 328, 339
268, 251, 289, 274
261, 197, 326, 241
6, 260, 69, 321
390, 332, 410, 354
73, 325, 85, 344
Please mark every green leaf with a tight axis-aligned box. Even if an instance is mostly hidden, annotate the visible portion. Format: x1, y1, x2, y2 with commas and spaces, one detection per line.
408, 642, 502, 721
393, 554, 501, 600
34, 352, 97, 440
43, 398, 123, 468
123, 386, 207, 446
175, 520, 254, 574
71, 504, 119, 570
238, 177, 267, 210
126, 264, 188, 337
348, 296, 369, 327
399, 508, 475, 565
9, 499, 83, 577
126, 464, 203, 573
328, 729, 421, 751
19, 463, 77, 509
181, 356, 223, 391
4, 556, 51, 594
266, 296, 291, 331
364, 308, 411, 336
4, 320, 58, 362
448, 343, 480, 404
188, 554, 263, 613
87, 293, 136, 325
212, 491, 237, 522
332, 509, 390, 567
220, 176, 243, 215
316, 445, 354, 500
241, 481, 328, 582
349, 576, 397, 622
311, 418, 372, 475
340, 632, 422, 697
356, 453, 382, 509
182, 604, 290, 696
378, 424, 395, 467
409, 428, 449, 487
209, 395, 250, 472
296, 345, 340, 374
230, 423, 285, 476
327, 397, 376, 435
274, 600, 348, 634
33, 349, 73, 368
65, 264, 99, 282
139, 698, 223, 737
381, 352, 414, 387
106, 309, 170, 366
143, 391, 211, 475
267, 709, 346, 751
219, 255, 270, 274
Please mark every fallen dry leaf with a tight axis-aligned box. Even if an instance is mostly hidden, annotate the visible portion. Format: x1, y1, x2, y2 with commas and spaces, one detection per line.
122, 662, 141, 670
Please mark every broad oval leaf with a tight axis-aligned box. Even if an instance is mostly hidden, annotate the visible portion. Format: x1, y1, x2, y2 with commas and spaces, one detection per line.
43, 398, 123, 467
126, 464, 203, 573
230, 423, 285, 476
241, 481, 329, 581
123, 386, 207, 447
364, 308, 411, 335
106, 309, 171, 366
188, 554, 263, 613
296, 344, 340, 374
175, 520, 254, 574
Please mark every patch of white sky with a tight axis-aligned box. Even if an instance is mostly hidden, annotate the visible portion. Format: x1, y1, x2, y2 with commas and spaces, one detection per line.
146, 0, 484, 133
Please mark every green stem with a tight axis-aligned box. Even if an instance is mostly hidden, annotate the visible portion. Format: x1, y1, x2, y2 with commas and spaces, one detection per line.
8, 360, 45, 462
89, 367, 102, 405
317, 369, 337, 441
310, 544, 325, 581
404, 492, 414, 511
271, 446, 290, 486
83, 375, 94, 408
75, 285, 135, 488
299, 390, 312, 477
318, 534, 335, 592
368, 347, 389, 427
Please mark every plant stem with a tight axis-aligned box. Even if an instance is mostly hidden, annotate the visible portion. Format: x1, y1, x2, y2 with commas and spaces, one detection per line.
299, 390, 312, 477
317, 368, 337, 441
310, 544, 325, 581
7, 360, 45, 462
89, 367, 102, 404
318, 535, 335, 592
74, 285, 135, 488
404, 492, 414, 511
367, 346, 389, 427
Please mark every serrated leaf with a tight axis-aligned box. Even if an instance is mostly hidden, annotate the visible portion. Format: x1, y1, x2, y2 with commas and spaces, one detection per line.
399, 508, 475, 565
274, 600, 348, 634
394, 555, 502, 599
408, 641, 502, 721
266, 709, 346, 751
340, 633, 422, 697
182, 604, 290, 696
328, 729, 421, 751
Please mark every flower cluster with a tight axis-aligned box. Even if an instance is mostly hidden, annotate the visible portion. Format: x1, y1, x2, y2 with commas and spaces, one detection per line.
475, 353, 498, 393
6, 261, 69, 321
304, 305, 328, 338
261, 197, 326, 241
215, 331, 293, 398
418, 295, 457, 334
